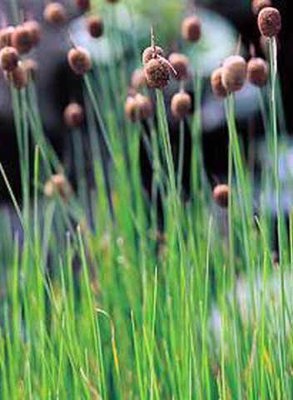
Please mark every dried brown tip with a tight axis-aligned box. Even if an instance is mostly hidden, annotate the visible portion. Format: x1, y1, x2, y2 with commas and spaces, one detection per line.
142, 46, 164, 65
5, 63, 28, 90
86, 16, 104, 38
213, 184, 230, 208
210, 67, 228, 98
68, 46, 92, 75
181, 15, 202, 42
251, 0, 272, 15
0, 46, 19, 72
247, 57, 269, 87
43, 2, 67, 25
64, 103, 84, 127
221, 55, 247, 93
0, 26, 15, 49
168, 53, 189, 81
11, 25, 34, 54
131, 68, 147, 90
124, 93, 153, 122
171, 91, 192, 119
44, 174, 72, 202
144, 58, 170, 89
75, 0, 91, 12
257, 7, 281, 37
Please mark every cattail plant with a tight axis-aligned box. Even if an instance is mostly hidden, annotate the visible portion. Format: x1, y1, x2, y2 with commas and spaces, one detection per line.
168, 53, 189, 81
86, 16, 104, 38
213, 184, 230, 208
68, 46, 92, 75
44, 173, 72, 202
0, 26, 15, 48
43, 2, 67, 25
130, 68, 147, 90
257, 7, 281, 37
0, 46, 19, 72
171, 91, 192, 119
124, 93, 153, 122
11, 24, 35, 54
75, 0, 91, 11
221, 55, 247, 93
247, 57, 269, 86
64, 103, 84, 127
251, 0, 272, 15
210, 67, 228, 98
181, 15, 202, 42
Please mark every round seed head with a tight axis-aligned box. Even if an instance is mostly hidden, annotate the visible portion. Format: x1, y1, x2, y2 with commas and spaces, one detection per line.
135, 93, 153, 120
86, 16, 104, 38
251, 0, 271, 15
171, 92, 192, 119
181, 15, 202, 42
64, 102, 84, 127
144, 58, 170, 89
68, 46, 92, 75
5, 63, 28, 89
222, 55, 247, 93
124, 96, 139, 122
247, 57, 268, 87
44, 174, 72, 201
142, 46, 164, 65
75, 0, 91, 11
0, 46, 19, 72
257, 7, 281, 37
210, 67, 228, 98
213, 184, 230, 208
0, 26, 15, 48
23, 20, 41, 47
168, 52, 189, 80
131, 68, 147, 90
11, 25, 34, 54
43, 2, 67, 25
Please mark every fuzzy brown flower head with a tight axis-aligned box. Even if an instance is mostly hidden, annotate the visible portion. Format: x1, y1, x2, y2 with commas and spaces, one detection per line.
171, 92, 192, 119
142, 46, 164, 65
0, 46, 19, 72
168, 53, 189, 81
68, 46, 92, 75
44, 174, 72, 201
75, 0, 91, 11
86, 16, 104, 38
181, 15, 202, 42
23, 20, 42, 47
247, 57, 268, 87
213, 184, 230, 208
258, 7, 281, 37
144, 58, 170, 89
222, 55, 247, 93
5, 63, 28, 90
43, 2, 67, 25
11, 25, 34, 54
131, 68, 147, 90
64, 102, 84, 127
251, 0, 271, 15
210, 67, 228, 98
0, 26, 15, 48
124, 94, 153, 122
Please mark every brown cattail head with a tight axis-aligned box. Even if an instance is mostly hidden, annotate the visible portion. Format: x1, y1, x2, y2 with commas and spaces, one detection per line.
181, 15, 202, 42
131, 68, 147, 90
44, 174, 72, 201
251, 0, 271, 15
222, 55, 247, 93
5, 63, 28, 89
64, 102, 84, 127
23, 20, 41, 47
86, 16, 104, 38
124, 93, 153, 122
211, 67, 228, 98
68, 46, 92, 75
142, 45, 164, 65
171, 91, 192, 119
11, 24, 34, 54
168, 53, 189, 81
257, 7, 281, 37
144, 58, 170, 89
247, 57, 269, 87
43, 2, 67, 25
75, 0, 91, 11
0, 46, 19, 72
213, 184, 230, 208
0, 26, 15, 48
